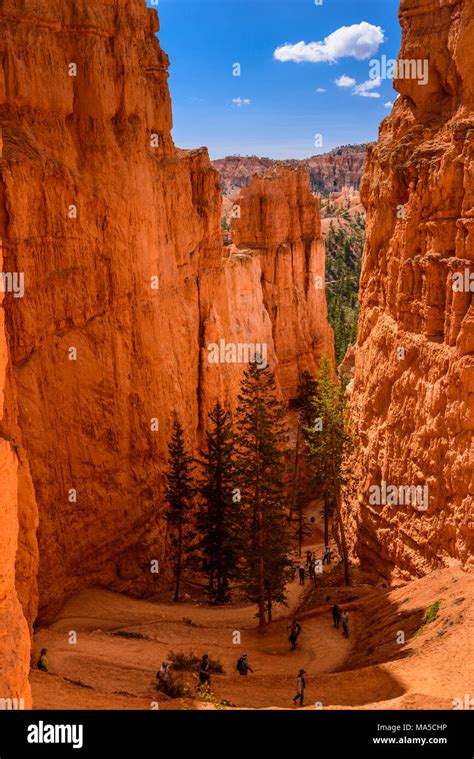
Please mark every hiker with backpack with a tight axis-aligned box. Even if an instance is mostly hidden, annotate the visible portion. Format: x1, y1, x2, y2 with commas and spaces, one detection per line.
341, 610, 349, 638
37, 648, 49, 672
292, 669, 306, 707
323, 545, 332, 565
332, 604, 341, 629
236, 653, 254, 676
197, 654, 211, 689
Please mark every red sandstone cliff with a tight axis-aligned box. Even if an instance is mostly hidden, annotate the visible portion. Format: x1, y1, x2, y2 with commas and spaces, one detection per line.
0, 0, 331, 699
230, 169, 333, 398
345, 0, 473, 580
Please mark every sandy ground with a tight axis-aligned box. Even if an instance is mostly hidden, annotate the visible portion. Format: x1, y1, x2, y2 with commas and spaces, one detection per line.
30, 526, 473, 711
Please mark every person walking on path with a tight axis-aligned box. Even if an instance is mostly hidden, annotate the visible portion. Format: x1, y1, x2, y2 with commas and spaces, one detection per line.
323, 545, 332, 565
288, 620, 302, 650
299, 564, 305, 585
341, 610, 349, 638
236, 654, 254, 676
306, 550, 313, 567
292, 669, 306, 707
332, 604, 341, 629
197, 654, 211, 689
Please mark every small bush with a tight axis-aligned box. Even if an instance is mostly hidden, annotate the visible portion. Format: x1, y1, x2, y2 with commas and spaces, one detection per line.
413, 600, 442, 638
157, 675, 190, 699
112, 631, 148, 640
168, 650, 224, 674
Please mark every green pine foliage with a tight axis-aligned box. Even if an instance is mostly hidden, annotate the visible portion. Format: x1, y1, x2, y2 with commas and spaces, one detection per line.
196, 402, 241, 603
234, 362, 294, 627
324, 212, 365, 363
164, 415, 196, 602
305, 354, 354, 583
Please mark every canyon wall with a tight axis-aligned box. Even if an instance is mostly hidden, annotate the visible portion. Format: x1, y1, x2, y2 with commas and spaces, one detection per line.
0, 250, 37, 708
346, 0, 473, 580
0, 0, 331, 671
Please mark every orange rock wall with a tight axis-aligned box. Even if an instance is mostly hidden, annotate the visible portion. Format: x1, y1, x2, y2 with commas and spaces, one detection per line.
346, 0, 474, 580
0, 242, 37, 707
0, 0, 332, 639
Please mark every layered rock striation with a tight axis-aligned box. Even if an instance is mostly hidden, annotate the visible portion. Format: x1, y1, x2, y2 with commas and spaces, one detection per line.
345, 0, 473, 580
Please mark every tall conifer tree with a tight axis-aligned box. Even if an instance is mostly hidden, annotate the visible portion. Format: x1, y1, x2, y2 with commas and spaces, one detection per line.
234, 362, 293, 629
197, 402, 240, 602
164, 415, 195, 602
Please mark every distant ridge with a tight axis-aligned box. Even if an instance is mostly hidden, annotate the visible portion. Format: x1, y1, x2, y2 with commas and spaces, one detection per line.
212, 144, 366, 199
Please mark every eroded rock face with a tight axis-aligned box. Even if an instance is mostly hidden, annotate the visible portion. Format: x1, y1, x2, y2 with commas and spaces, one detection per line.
0, 0, 331, 626
0, 258, 36, 708
345, 0, 474, 581
231, 169, 334, 398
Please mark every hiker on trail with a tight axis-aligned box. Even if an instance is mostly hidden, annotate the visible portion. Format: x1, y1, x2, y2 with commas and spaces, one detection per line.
157, 661, 170, 686
37, 648, 48, 672
288, 621, 302, 651
341, 610, 349, 638
306, 550, 313, 566
308, 560, 315, 580
236, 654, 254, 676
323, 545, 332, 565
198, 654, 211, 689
292, 669, 306, 707
332, 604, 341, 629
299, 564, 305, 585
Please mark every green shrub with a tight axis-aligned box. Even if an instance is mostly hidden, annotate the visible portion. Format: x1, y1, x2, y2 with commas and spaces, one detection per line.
413, 600, 442, 638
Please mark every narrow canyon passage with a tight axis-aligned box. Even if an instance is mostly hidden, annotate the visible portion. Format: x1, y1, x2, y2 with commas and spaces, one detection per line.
0, 0, 471, 724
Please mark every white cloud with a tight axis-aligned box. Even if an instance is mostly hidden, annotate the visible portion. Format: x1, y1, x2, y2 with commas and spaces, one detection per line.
384, 100, 394, 108
316, 88, 327, 93
232, 97, 251, 107
335, 75, 356, 88
353, 78, 382, 97
273, 22, 384, 64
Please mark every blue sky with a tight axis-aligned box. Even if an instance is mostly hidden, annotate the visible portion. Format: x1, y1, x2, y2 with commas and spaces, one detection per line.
146, 0, 401, 159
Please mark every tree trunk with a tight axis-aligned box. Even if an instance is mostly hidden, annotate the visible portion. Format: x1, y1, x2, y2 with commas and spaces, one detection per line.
333, 477, 350, 586
174, 520, 182, 602
324, 496, 329, 546
267, 595, 273, 622
289, 423, 301, 524
258, 545, 266, 629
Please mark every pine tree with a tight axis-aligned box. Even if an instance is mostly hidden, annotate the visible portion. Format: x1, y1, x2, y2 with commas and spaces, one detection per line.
288, 371, 318, 549
296, 371, 318, 428
305, 354, 353, 584
197, 402, 240, 603
234, 362, 293, 629
164, 415, 195, 602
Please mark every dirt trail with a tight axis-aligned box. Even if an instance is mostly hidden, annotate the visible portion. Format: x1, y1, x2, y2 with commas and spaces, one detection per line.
31, 535, 473, 710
